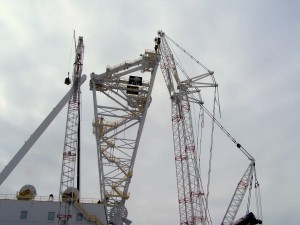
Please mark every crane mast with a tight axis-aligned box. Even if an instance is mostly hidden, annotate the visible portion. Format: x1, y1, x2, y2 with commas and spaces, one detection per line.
58, 36, 84, 224
221, 162, 255, 225
157, 31, 217, 225
90, 49, 160, 225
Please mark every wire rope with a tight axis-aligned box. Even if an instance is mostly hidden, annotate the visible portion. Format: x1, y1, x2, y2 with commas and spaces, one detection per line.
205, 87, 217, 216
196, 92, 205, 177
246, 175, 253, 214
255, 182, 260, 220
169, 43, 190, 81
165, 34, 211, 73
66, 34, 75, 79
254, 168, 263, 222
257, 184, 263, 222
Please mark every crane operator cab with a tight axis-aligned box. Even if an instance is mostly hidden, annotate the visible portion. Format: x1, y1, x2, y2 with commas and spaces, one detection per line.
233, 212, 262, 225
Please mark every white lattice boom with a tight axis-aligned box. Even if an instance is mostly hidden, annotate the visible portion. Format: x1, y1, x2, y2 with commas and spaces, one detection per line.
90, 50, 160, 225
221, 162, 255, 225
157, 31, 217, 225
58, 36, 84, 224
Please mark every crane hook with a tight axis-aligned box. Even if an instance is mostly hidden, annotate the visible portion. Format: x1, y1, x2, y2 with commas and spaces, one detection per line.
65, 72, 71, 85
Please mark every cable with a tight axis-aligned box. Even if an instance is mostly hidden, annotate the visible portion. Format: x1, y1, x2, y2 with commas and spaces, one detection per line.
205, 87, 217, 214
254, 168, 263, 222
73, 30, 77, 53
197, 102, 255, 161
165, 34, 211, 73
196, 95, 204, 177
168, 41, 190, 81
246, 175, 253, 214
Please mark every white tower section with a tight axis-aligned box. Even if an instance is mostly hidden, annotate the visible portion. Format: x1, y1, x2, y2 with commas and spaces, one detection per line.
157, 31, 217, 225
90, 50, 160, 225
58, 37, 84, 224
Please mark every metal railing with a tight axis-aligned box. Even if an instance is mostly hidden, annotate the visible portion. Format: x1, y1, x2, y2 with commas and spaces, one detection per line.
0, 194, 101, 204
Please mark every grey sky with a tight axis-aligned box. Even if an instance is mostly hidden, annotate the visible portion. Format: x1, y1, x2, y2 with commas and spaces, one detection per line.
1, 1, 299, 224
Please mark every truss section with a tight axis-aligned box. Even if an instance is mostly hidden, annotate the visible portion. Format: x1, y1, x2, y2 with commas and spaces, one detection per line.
58, 36, 84, 224
221, 162, 255, 225
171, 89, 207, 225
90, 50, 160, 223
59, 36, 84, 196
157, 31, 218, 225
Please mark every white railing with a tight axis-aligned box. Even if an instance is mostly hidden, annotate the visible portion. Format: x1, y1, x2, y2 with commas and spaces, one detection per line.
0, 194, 100, 203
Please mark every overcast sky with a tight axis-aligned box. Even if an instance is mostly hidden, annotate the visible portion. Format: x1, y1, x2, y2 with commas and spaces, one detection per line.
0, 1, 299, 225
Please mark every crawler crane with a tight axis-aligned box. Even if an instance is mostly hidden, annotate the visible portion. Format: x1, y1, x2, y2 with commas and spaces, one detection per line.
0, 32, 263, 225
157, 30, 217, 225
89, 31, 263, 225
156, 31, 263, 225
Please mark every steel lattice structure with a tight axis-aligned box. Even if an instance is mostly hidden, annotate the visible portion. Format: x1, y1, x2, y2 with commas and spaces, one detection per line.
221, 162, 255, 225
0, 32, 264, 225
90, 50, 160, 225
58, 37, 84, 224
157, 31, 217, 225
172, 90, 206, 224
